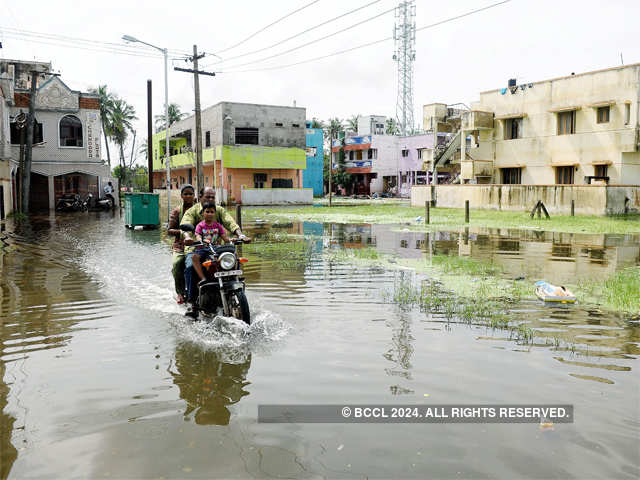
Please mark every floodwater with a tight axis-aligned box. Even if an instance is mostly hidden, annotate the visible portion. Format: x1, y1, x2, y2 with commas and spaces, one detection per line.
0, 212, 638, 479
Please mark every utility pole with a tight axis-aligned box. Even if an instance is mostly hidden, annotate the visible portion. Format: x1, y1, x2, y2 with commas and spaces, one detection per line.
147, 80, 153, 192
174, 46, 215, 196
21, 71, 39, 213
328, 131, 332, 207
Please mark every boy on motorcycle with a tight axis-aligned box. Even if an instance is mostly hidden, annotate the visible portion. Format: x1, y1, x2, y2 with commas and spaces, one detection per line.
181, 187, 251, 318
191, 202, 231, 286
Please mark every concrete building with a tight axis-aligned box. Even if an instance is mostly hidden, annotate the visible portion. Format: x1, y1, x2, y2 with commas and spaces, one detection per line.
414, 63, 640, 214
304, 121, 324, 197
423, 64, 640, 186
331, 131, 432, 196
357, 115, 387, 136
151, 101, 310, 204
1, 59, 112, 211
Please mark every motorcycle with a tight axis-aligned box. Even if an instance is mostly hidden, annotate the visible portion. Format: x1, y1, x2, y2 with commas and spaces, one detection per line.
180, 223, 251, 324
94, 195, 114, 210
55, 193, 91, 212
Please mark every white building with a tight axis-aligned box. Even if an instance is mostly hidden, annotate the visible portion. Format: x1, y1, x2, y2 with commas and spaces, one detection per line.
1, 59, 112, 211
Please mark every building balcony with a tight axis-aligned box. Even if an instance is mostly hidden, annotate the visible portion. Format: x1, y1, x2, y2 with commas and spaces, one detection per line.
462, 110, 494, 130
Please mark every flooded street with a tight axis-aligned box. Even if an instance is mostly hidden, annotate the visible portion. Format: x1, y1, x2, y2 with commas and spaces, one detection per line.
1, 212, 639, 479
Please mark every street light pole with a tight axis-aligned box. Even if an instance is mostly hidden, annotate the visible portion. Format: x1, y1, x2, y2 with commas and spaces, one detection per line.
122, 34, 171, 221
163, 47, 170, 221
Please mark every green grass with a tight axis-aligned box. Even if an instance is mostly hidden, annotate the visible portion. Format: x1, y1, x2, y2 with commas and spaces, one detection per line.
576, 266, 640, 313
243, 204, 640, 234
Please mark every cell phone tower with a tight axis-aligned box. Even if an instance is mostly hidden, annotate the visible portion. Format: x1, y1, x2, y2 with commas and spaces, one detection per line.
393, 0, 416, 136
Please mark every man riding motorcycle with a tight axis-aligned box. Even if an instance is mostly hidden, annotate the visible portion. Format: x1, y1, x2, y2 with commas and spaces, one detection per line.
180, 187, 251, 319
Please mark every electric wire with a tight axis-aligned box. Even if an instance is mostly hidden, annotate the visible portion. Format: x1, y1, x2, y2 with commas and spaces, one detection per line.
0, 26, 192, 56
1, 34, 166, 59
201, 0, 382, 68
215, 4, 397, 71
212, 0, 321, 55
222, 0, 512, 73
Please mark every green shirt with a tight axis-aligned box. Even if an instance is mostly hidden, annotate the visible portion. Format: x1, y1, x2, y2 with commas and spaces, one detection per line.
181, 203, 240, 253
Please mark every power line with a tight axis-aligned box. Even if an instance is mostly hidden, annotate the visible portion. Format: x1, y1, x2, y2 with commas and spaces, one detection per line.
202, 0, 382, 68
0, 26, 192, 56
1, 33, 165, 59
216, 5, 396, 71
213, 0, 322, 56
222, 0, 512, 73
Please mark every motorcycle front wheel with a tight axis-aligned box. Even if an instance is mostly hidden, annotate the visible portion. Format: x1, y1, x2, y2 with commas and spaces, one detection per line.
229, 290, 250, 325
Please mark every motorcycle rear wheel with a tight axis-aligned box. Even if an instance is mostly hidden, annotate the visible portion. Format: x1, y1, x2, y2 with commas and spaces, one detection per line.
229, 290, 250, 325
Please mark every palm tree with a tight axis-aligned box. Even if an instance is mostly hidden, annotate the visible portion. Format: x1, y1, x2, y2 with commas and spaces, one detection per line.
89, 85, 115, 167
385, 118, 398, 135
347, 115, 359, 133
155, 103, 186, 132
110, 98, 138, 170
310, 118, 325, 129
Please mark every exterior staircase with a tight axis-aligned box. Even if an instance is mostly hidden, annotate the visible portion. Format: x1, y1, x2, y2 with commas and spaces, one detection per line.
433, 129, 462, 169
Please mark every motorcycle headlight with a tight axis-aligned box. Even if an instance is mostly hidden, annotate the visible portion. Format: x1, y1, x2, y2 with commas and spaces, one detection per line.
218, 252, 236, 270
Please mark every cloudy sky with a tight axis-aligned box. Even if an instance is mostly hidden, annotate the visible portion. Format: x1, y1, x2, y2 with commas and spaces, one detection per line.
2, 0, 639, 163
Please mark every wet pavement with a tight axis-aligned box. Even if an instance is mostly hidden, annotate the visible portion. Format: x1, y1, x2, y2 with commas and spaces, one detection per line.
0, 211, 638, 479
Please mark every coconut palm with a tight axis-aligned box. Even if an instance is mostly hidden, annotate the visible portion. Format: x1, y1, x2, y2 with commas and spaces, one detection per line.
347, 115, 359, 133
110, 98, 138, 169
385, 118, 398, 135
88, 85, 115, 167
155, 103, 187, 132
310, 118, 325, 129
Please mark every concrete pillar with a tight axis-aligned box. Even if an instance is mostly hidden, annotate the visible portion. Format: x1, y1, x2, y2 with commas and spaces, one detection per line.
48, 175, 55, 210
460, 128, 466, 165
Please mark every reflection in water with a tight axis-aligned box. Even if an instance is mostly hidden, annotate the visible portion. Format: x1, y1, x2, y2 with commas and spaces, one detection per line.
170, 343, 251, 425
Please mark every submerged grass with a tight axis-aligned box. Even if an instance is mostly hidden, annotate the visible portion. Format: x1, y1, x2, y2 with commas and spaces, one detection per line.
381, 272, 536, 344
242, 231, 314, 271
243, 203, 640, 234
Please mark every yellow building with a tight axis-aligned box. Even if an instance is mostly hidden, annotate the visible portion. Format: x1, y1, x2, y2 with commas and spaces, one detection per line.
424, 63, 640, 186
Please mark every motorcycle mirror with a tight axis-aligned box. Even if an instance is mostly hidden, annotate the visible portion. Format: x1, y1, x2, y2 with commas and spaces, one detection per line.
179, 223, 195, 232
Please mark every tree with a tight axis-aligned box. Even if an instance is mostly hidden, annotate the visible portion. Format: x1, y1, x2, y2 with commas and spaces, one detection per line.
88, 85, 115, 167
155, 103, 186, 132
347, 115, 359, 133
385, 118, 398, 135
110, 98, 138, 179
310, 118, 325, 129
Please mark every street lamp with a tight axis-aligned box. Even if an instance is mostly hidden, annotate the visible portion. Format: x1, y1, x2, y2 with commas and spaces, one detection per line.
122, 34, 171, 221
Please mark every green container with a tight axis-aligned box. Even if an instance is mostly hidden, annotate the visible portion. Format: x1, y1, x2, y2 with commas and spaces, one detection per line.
124, 192, 159, 228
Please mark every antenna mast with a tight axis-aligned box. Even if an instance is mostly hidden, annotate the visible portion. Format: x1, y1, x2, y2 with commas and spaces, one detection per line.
393, 0, 416, 136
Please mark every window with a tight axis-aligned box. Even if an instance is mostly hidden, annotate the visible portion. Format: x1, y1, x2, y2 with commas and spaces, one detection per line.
504, 117, 522, 139
10, 121, 43, 144
272, 178, 293, 188
254, 173, 267, 188
625, 103, 631, 125
356, 150, 363, 160
275, 122, 283, 127
418, 149, 422, 159
501, 168, 522, 184
557, 111, 576, 135
292, 123, 300, 128
59, 114, 83, 147
594, 165, 608, 177
349, 151, 355, 160
556, 166, 574, 184
205, 130, 211, 147
367, 148, 378, 160
401, 149, 409, 157
596, 106, 610, 124
235, 127, 259, 145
